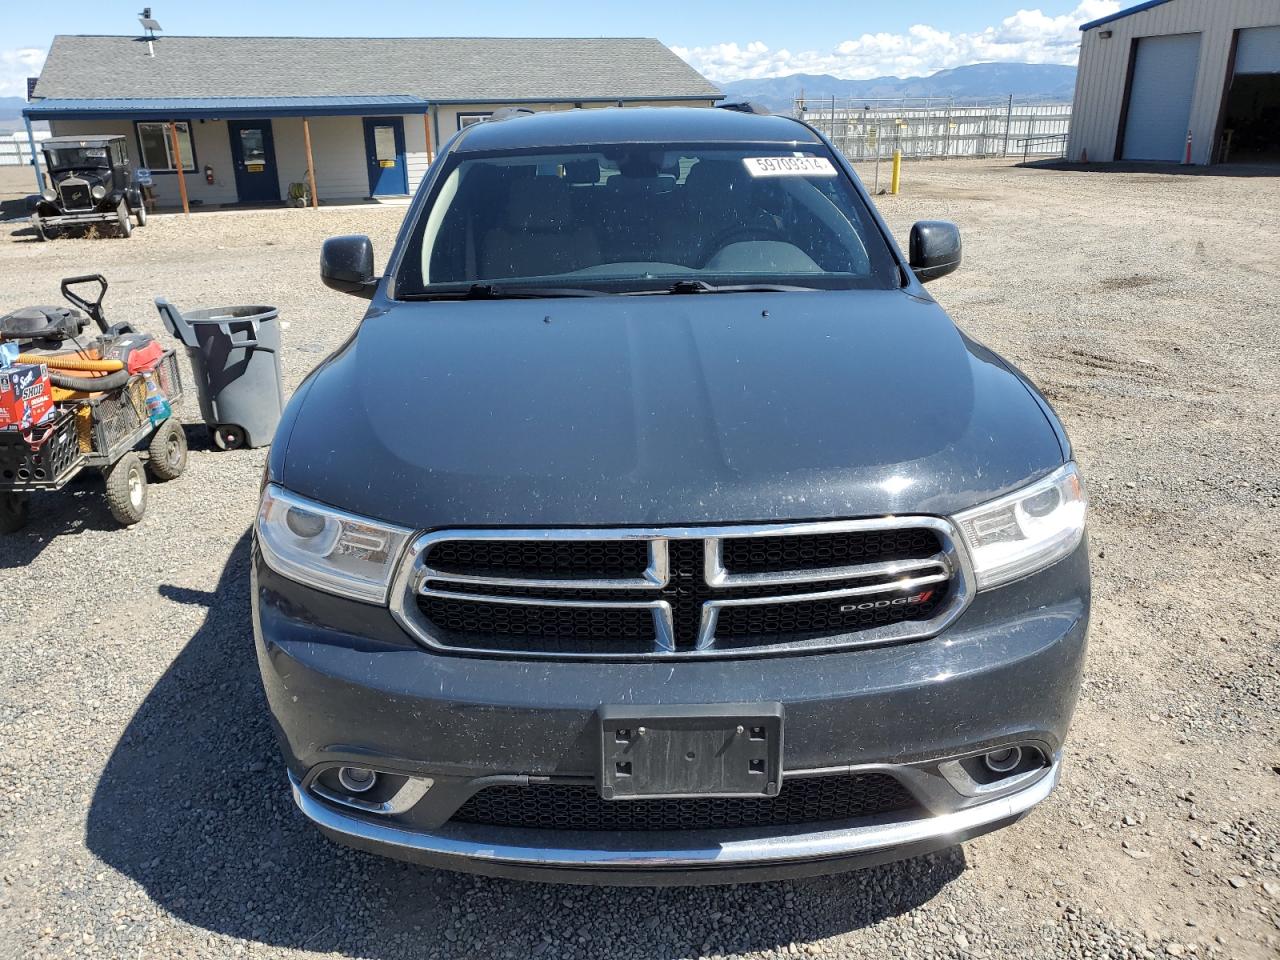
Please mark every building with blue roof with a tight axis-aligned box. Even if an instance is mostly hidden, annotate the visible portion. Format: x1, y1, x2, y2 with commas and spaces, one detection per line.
24, 35, 721, 208
1068, 0, 1280, 165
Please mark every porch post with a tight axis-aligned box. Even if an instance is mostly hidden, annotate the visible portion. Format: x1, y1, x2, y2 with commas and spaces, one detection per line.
302, 116, 319, 209
169, 121, 190, 216
24, 114, 43, 193
423, 111, 433, 163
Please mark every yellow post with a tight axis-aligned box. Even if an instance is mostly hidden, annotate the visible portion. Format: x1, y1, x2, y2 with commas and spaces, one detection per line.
890, 149, 902, 196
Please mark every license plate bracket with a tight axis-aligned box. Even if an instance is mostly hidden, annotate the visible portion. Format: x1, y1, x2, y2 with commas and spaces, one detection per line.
598, 703, 783, 800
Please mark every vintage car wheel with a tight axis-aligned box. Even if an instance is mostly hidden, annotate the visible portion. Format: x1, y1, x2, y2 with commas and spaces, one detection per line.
31, 217, 48, 242
116, 201, 133, 238
135, 203, 148, 227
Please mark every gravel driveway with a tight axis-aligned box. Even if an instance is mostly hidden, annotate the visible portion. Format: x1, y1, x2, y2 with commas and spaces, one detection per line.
0, 158, 1277, 960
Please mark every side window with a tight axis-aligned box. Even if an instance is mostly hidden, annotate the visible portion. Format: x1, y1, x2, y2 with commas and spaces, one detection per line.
135, 121, 195, 172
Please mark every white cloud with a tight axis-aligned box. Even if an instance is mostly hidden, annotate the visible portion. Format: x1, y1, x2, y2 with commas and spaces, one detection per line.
672, 2, 1120, 82
0, 47, 47, 99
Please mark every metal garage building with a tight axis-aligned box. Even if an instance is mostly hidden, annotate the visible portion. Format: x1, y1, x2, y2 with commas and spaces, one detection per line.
1068, 0, 1280, 165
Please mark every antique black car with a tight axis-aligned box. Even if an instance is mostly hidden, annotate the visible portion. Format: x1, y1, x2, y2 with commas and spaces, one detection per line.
31, 135, 147, 240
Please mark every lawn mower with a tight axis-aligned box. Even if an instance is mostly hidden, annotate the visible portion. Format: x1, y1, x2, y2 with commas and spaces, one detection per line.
0, 275, 186, 533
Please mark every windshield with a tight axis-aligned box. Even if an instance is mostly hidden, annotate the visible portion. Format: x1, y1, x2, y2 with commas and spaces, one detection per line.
45, 147, 111, 172
396, 142, 900, 296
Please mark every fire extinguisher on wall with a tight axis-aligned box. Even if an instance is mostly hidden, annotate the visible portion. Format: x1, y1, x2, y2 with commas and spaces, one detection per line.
204, 164, 215, 184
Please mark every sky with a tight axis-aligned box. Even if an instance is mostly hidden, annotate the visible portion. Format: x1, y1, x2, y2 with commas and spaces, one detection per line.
0, 0, 1122, 98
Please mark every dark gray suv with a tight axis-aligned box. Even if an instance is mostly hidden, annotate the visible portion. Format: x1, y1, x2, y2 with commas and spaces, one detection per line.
253, 106, 1089, 884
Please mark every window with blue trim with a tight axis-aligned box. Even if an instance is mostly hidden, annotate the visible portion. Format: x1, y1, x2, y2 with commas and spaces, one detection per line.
135, 121, 196, 172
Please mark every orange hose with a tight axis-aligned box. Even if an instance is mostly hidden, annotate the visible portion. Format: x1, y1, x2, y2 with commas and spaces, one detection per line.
16, 353, 124, 373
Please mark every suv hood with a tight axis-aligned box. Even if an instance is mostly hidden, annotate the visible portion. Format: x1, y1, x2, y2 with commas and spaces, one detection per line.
277, 290, 1064, 528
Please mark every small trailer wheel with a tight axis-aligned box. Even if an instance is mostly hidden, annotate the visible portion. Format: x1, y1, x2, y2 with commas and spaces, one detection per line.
147, 419, 188, 481
116, 200, 133, 238
0, 492, 30, 533
104, 452, 147, 525
211, 424, 248, 451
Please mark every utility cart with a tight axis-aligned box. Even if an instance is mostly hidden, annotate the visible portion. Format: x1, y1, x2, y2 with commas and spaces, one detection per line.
0, 276, 186, 532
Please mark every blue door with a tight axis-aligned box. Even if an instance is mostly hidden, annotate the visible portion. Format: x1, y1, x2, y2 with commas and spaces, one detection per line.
227, 120, 281, 203
363, 117, 408, 196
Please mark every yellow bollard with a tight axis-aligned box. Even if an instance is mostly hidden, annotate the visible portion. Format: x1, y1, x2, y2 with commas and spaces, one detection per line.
890, 150, 902, 195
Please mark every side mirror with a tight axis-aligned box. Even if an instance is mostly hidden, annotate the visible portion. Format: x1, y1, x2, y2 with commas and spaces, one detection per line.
909, 221, 962, 283
321, 235, 378, 299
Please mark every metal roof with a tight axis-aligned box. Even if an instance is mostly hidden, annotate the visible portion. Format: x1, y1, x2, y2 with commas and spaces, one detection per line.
43, 134, 128, 144
1080, 0, 1177, 31
24, 95, 429, 120
30, 35, 723, 103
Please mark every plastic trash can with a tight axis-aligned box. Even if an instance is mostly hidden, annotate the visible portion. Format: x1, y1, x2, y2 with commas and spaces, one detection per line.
154, 298, 283, 451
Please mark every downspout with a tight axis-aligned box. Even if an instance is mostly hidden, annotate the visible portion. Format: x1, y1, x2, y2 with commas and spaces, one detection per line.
431, 104, 441, 164
24, 113, 43, 193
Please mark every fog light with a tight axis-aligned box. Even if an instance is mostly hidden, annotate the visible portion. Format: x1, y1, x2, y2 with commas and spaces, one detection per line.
984, 747, 1022, 774
337, 766, 378, 793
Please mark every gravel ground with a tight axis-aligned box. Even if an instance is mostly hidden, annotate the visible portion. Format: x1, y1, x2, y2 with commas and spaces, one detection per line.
0, 158, 1277, 960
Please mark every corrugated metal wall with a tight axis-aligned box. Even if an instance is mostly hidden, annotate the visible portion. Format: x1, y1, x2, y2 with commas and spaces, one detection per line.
1068, 0, 1280, 164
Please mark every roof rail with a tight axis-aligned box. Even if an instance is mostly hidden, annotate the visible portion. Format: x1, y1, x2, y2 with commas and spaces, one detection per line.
489, 107, 537, 122
716, 101, 771, 115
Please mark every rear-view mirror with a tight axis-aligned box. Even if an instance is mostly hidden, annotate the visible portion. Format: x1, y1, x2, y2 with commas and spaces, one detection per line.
321, 235, 378, 299
909, 221, 962, 283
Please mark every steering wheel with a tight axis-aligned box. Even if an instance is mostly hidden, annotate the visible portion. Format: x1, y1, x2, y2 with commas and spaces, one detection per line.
700, 225, 782, 266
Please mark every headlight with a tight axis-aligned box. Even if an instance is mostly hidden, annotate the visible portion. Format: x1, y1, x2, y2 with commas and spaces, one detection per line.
91, 185, 106, 200
953, 463, 1086, 590
41, 188, 56, 201
256, 484, 413, 603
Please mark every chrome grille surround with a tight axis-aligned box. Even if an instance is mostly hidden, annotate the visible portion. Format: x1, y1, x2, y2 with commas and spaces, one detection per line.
389, 518, 974, 659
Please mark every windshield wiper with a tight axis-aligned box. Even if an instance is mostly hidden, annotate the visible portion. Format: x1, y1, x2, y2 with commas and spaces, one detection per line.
403, 283, 608, 301
630, 280, 823, 296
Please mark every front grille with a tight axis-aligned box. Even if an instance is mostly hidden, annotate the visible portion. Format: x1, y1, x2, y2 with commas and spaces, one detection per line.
723, 529, 942, 573
58, 180, 93, 210
420, 596, 655, 655
426, 538, 648, 579
398, 520, 966, 659
451, 773, 917, 831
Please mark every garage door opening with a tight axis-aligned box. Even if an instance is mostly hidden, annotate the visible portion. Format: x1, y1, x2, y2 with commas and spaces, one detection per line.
1220, 25, 1280, 163
1222, 74, 1280, 162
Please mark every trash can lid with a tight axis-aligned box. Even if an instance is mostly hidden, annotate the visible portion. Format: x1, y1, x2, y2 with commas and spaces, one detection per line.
183, 305, 278, 323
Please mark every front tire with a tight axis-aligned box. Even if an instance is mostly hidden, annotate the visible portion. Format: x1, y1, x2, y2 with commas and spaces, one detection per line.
135, 202, 147, 227
31, 216, 48, 242
104, 452, 147, 525
147, 419, 187, 481
116, 200, 133, 238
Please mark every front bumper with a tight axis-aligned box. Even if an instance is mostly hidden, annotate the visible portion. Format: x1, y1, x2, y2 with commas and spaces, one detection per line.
289, 759, 1060, 885
254, 538, 1088, 883
32, 210, 117, 228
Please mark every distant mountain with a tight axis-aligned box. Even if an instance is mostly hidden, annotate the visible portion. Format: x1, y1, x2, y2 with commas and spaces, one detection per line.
0, 96, 48, 134
718, 62, 1077, 114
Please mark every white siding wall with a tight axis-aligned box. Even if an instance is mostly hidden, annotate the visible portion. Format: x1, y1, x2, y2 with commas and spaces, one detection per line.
1069, 0, 1280, 164
50, 100, 718, 205
49, 117, 240, 205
